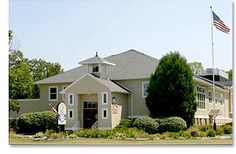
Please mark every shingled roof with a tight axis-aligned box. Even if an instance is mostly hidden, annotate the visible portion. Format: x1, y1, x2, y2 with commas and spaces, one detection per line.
79, 53, 115, 66
34, 49, 159, 84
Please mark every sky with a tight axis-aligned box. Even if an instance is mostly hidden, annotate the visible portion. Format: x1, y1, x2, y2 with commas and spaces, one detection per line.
9, 0, 232, 71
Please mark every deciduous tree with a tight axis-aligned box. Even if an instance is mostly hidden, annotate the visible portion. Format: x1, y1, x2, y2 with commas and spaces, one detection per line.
226, 69, 232, 80
189, 62, 204, 75
28, 59, 63, 98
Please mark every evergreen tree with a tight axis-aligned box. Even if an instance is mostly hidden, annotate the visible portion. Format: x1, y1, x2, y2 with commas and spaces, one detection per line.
146, 52, 197, 127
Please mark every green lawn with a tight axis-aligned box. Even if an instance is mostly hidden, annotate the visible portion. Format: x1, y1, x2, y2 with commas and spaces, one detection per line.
9, 133, 232, 145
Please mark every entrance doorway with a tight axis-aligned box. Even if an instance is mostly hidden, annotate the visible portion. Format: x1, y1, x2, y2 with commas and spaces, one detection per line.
83, 101, 98, 128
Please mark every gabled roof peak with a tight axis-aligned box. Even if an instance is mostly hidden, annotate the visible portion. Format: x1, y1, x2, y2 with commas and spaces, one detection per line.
79, 53, 115, 66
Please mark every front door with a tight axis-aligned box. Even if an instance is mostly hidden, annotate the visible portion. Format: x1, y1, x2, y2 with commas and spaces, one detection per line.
83, 101, 98, 128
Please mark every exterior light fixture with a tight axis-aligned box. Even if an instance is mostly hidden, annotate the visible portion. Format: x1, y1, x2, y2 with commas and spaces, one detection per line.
112, 96, 116, 104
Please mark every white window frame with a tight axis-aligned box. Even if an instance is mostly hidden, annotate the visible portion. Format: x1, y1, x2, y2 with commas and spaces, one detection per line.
219, 93, 224, 105
68, 93, 74, 105
102, 108, 108, 119
208, 91, 212, 103
102, 92, 108, 105
142, 81, 149, 98
196, 86, 205, 110
48, 86, 58, 101
68, 109, 74, 119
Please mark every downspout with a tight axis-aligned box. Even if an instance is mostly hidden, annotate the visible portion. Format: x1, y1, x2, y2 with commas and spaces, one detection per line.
131, 93, 134, 119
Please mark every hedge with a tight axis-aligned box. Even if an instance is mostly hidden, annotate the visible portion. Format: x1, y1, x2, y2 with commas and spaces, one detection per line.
18, 111, 58, 134
133, 117, 158, 134
223, 125, 232, 134
156, 117, 187, 132
9, 118, 18, 130
115, 118, 134, 129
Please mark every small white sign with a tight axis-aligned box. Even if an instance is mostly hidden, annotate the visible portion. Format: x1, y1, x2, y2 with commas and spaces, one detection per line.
58, 102, 67, 125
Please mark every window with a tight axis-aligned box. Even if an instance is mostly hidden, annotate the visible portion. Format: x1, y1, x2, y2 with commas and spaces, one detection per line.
219, 93, 224, 105
68, 93, 74, 105
102, 92, 108, 105
49, 86, 58, 101
83, 101, 98, 109
68, 109, 74, 119
197, 86, 205, 109
142, 82, 149, 97
102, 108, 108, 119
92, 65, 99, 72
209, 91, 212, 103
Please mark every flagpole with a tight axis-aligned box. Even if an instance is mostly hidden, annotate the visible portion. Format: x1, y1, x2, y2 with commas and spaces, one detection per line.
210, 6, 216, 130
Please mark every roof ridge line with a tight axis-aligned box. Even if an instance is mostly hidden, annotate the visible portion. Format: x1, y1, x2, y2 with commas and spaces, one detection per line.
105, 49, 159, 62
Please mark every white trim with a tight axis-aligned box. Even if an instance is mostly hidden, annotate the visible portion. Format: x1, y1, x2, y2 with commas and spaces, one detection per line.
208, 90, 213, 103
68, 109, 74, 119
68, 93, 74, 105
196, 85, 206, 109
215, 117, 232, 120
142, 81, 149, 98
48, 86, 58, 101
79, 61, 115, 66
102, 92, 108, 105
102, 108, 108, 119
197, 108, 206, 111
194, 115, 209, 119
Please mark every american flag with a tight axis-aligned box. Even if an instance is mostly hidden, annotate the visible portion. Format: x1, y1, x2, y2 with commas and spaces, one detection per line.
212, 11, 230, 34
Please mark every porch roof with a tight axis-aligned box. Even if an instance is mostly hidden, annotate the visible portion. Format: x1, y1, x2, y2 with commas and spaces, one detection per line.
60, 73, 130, 94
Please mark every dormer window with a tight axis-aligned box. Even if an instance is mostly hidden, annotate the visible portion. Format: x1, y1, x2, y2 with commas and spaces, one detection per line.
92, 65, 99, 73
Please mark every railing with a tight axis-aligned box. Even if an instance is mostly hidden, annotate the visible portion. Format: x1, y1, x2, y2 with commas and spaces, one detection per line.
91, 121, 98, 129
71, 121, 80, 131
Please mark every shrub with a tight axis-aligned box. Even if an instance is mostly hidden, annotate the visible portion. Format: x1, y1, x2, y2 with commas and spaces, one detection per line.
198, 125, 212, 132
198, 131, 207, 137
159, 132, 169, 139
18, 111, 58, 134
223, 125, 232, 134
68, 134, 78, 139
34, 132, 44, 138
121, 128, 145, 138
49, 132, 66, 140
133, 117, 158, 134
157, 117, 187, 133
74, 128, 145, 139
167, 132, 180, 139
206, 129, 216, 137
225, 122, 232, 126
44, 129, 57, 138
216, 127, 224, 135
178, 131, 191, 139
75, 129, 113, 138
9, 118, 18, 131
115, 119, 134, 129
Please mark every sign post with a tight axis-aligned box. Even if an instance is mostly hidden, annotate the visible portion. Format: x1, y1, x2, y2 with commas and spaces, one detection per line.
57, 102, 67, 132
